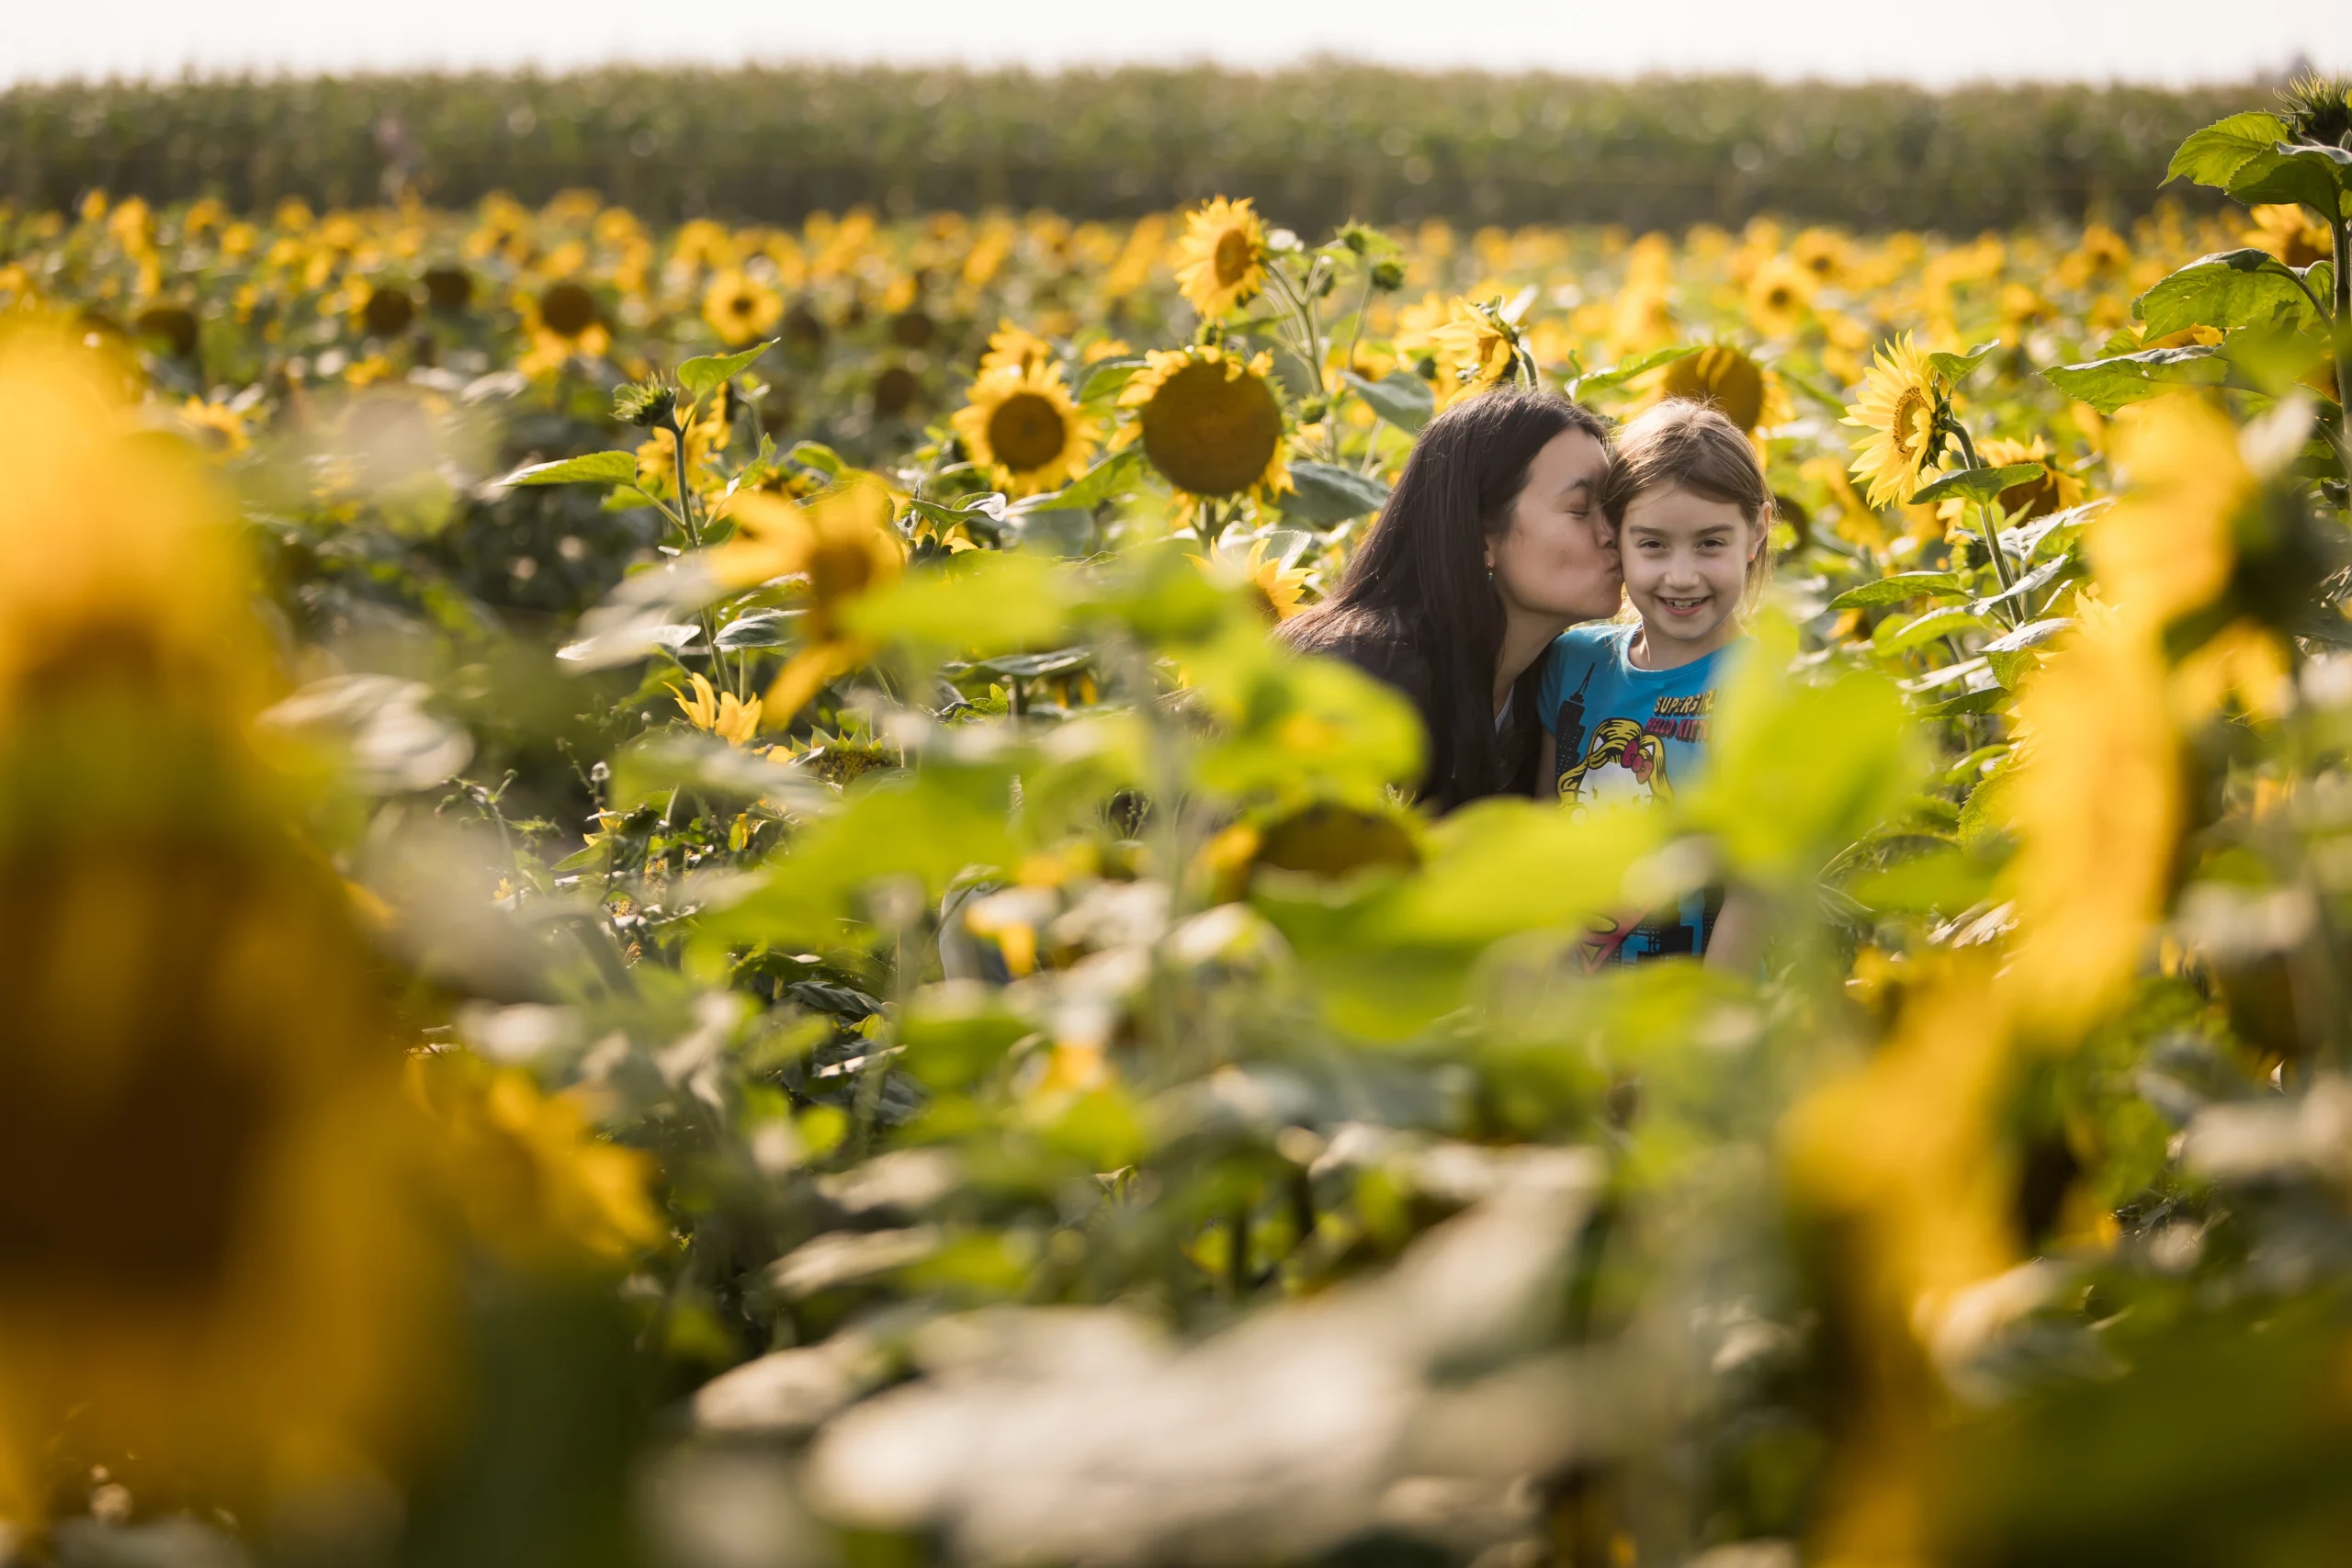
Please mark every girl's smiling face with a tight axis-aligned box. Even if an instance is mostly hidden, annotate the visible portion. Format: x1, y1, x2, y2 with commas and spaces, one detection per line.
1618, 484, 1760, 667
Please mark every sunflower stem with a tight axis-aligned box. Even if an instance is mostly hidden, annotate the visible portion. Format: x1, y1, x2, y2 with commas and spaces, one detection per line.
1941, 414, 2017, 600
666, 411, 736, 692
2331, 212, 2352, 507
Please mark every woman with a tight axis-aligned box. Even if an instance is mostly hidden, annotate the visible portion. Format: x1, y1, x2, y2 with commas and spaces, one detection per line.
1283, 387, 1620, 811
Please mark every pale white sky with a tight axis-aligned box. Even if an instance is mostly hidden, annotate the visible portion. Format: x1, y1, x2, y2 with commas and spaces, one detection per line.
8, 0, 2347, 87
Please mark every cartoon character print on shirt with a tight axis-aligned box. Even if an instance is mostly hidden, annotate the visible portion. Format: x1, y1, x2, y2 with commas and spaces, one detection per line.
1555, 716, 1673, 813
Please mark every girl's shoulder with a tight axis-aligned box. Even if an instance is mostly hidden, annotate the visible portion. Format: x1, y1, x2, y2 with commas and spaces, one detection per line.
1546, 620, 1635, 665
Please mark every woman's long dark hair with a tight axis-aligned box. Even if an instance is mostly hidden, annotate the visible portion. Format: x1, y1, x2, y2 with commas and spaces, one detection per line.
1284, 386, 1611, 809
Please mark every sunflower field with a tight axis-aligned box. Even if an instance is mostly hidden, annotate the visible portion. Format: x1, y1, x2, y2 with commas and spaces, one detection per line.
2, 70, 2351, 1568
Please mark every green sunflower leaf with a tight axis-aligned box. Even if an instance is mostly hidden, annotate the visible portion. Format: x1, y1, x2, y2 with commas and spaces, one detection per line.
2042, 344, 2231, 413
1909, 463, 2047, 507
2135, 248, 2326, 338
2225, 142, 2350, 221
1035, 446, 1145, 511
677, 339, 775, 400
1826, 571, 1971, 611
2165, 112, 2291, 191
1076, 355, 1150, 402
1279, 461, 1392, 525
1872, 604, 1990, 655
1563, 343, 1700, 400
500, 450, 641, 488
1927, 339, 2003, 386
1339, 369, 1436, 433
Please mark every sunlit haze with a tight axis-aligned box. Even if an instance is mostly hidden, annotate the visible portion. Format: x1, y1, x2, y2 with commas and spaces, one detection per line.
13, 0, 2350, 86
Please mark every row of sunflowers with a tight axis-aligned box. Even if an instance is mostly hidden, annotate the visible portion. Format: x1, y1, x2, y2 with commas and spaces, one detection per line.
2, 73, 2350, 1568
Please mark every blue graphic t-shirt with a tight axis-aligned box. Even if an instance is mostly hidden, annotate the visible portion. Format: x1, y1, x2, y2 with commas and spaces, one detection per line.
1537, 623, 1740, 964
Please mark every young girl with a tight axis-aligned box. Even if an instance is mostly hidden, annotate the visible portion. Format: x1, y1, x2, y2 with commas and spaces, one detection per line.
1537, 399, 1771, 965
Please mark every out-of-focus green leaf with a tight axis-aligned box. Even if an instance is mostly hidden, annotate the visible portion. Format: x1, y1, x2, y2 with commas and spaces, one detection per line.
899, 984, 1033, 1091
678, 340, 775, 400
1875, 605, 1991, 655
1690, 627, 1920, 886
501, 450, 639, 488
1340, 369, 1436, 432
1827, 571, 1969, 610
1188, 626, 1424, 805
1279, 461, 1391, 525
1027, 446, 1144, 512
1075, 355, 1149, 401
715, 609, 798, 649
848, 549, 1080, 655
1566, 343, 1700, 400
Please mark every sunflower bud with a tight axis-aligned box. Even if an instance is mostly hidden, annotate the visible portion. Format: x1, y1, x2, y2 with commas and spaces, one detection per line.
612, 377, 678, 428
1299, 397, 1329, 424
1370, 260, 1407, 293
1337, 222, 1378, 256
2277, 73, 2352, 149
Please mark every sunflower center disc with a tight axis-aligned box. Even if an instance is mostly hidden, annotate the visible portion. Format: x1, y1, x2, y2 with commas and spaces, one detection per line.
1665, 347, 1765, 434
1140, 361, 1282, 498
987, 391, 1069, 472
1890, 388, 1932, 463
541, 282, 597, 336
1213, 230, 1254, 288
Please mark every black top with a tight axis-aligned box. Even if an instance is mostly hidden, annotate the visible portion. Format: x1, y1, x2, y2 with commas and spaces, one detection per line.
1286, 607, 1539, 811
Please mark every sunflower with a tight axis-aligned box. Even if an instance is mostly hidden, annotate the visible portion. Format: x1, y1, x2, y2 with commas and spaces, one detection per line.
1197, 535, 1313, 622
516, 279, 609, 374
1745, 254, 1816, 338
0, 336, 450, 1529
1789, 226, 1854, 287
1932, 434, 2086, 531
1171, 197, 1269, 320
978, 319, 1055, 378
1655, 344, 1792, 439
2243, 203, 2334, 269
671, 670, 764, 746
713, 480, 906, 722
635, 387, 731, 501
1840, 333, 1947, 509
1114, 344, 1293, 513
951, 362, 1098, 497
702, 267, 785, 347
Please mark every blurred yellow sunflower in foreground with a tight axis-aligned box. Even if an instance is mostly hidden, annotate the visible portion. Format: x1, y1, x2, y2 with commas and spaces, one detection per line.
404, 1053, 663, 1270
702, 267, 785, 346
951, 362, 1098, 497
1114, 344, 1293, 516
0, 333, 449, 1530
1172, 197, 1269, 320
1841, 333, 1946, 508
713, 480, 906, 721
671, 670, 764, 745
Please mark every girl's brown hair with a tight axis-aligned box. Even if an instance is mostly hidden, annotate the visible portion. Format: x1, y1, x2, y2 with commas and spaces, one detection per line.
1602, 399, 1773, 593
